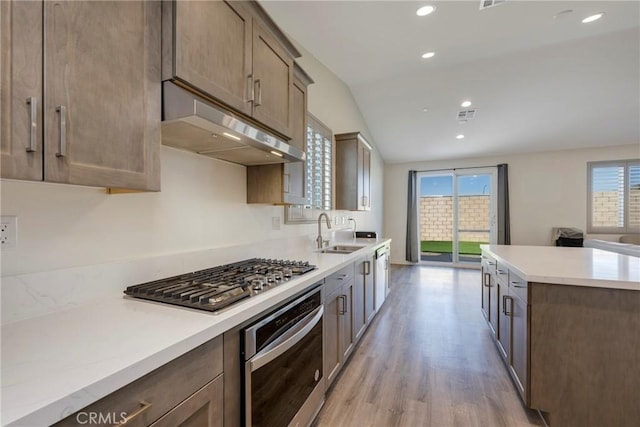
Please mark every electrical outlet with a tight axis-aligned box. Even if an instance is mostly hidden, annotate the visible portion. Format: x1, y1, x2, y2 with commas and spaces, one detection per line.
271, 216, 281, 231
0, 216, 17, 249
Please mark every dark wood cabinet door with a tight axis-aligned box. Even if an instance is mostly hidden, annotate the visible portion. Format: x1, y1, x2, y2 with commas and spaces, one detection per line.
510, 293, 528, 402
361, 145, 371, 210
488, 274, 498, 336
497, 281, 511, 362
481, 266, 491, 322
44, 0, 161, 190
353, 261, 366, 341
340, 281, 355, 361
251, 20, 293, 138
0, 0, 43, 181
324, 289, 342, 389
171, 0, 252, 116
364, 257, 376, 324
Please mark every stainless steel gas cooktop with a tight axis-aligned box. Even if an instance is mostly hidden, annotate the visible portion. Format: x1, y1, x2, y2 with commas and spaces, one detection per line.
124, 258, 316, 312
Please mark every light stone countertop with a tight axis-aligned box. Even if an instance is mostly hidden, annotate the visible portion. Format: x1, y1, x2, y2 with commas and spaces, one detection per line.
1, 237, 390, 427
481, 245, 640, 291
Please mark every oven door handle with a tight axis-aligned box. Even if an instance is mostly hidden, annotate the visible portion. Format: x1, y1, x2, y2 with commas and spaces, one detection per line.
250, 305, 323, 372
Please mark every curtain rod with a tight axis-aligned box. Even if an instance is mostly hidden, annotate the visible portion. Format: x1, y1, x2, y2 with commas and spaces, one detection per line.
413, 164, 502, 173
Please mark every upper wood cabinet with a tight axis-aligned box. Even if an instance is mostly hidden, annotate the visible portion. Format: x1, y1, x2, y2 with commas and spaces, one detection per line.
162, 0, 299, 139
163, 0, 252, 116
246, 63, 312, 205
1, 0, 161, 191
0, 0, 43, 181
335, 132, 372, 211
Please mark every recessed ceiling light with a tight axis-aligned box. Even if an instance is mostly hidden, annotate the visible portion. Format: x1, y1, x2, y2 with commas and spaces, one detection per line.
582, 12, 605, 23
422, 107, 429, 112
456, 134, 465, 140
416, 5, 436, 16
421, 52, 435, 59
461, 100, 472, 108
553, 9, 573, 19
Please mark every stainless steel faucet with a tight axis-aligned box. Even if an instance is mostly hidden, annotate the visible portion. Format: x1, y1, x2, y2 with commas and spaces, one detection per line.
348, 217, 357, 239
316, 213, 332, 249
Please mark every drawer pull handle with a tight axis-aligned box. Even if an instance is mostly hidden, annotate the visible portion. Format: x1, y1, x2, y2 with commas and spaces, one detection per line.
511, 281, 526, 288
117, 401, 152, 426
497, 269, 506, 275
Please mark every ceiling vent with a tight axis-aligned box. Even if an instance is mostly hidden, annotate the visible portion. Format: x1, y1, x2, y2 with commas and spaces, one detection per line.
480, 0, 506, 10
457, 109, 476, 122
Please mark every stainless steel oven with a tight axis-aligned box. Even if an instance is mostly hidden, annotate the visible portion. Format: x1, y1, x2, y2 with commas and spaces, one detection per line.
242, 285, 324, 427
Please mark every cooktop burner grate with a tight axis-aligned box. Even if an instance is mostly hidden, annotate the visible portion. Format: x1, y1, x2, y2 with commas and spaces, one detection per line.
124, 258, 316, 312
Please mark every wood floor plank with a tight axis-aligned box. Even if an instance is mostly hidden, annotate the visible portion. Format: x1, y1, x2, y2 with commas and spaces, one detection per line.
314, 265, 544, 427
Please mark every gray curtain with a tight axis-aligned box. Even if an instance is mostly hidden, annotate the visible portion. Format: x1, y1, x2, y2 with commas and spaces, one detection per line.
406, 170, 419, 262
497, 164, 511, 245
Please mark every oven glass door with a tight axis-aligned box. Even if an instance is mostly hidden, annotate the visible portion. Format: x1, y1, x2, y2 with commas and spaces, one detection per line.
246, 308, 323, 427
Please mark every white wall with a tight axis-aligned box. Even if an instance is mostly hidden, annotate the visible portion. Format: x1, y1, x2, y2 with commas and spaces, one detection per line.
0, 47, 384, 277
384, 144, 640, 264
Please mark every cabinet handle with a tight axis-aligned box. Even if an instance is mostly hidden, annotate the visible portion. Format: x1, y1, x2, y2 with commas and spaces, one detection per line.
364, 260, 371, 276
114, 401, 152, 426
56, 105, 66, 157
487, 261, 496, 266
483, 272, 491, 287
254, 79, 262, 107
283, 173, 290, 193
335, 274, 348, 281
497, 269, 506, 275
503, 295, 512, 316
510, 281, 526, 288
247, 74, 253, 103
338, 295, 346, 315
26, 97, 37, 152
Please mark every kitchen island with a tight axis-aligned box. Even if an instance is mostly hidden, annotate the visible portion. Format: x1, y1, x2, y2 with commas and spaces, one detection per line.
480, 245, 640, 427
1, 236, 390, 427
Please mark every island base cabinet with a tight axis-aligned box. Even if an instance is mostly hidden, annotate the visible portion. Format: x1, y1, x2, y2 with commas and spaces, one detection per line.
529, 283, 640, 427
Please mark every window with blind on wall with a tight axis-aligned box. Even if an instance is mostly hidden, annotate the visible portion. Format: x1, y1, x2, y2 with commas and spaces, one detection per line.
587, 159, 640, 233
284, 114, 333, 223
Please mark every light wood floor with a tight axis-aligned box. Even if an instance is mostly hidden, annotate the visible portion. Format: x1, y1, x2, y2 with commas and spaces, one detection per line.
314, 265, 545, 427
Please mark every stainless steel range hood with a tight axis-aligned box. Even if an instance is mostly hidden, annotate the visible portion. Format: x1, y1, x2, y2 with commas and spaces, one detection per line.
161, 82, 305, 165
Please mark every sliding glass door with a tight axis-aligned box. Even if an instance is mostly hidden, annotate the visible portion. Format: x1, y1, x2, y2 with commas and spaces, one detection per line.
418, 168, 497, 266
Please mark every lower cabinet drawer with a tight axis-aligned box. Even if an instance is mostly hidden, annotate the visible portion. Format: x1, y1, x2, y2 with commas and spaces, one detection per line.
509, 270, 528, 302
150, 374, 223, 427
54, 336, 223, 426
325, 263, 355, 296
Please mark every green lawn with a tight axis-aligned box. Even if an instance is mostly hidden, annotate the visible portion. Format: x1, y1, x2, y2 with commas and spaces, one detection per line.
420, 240, 486, 255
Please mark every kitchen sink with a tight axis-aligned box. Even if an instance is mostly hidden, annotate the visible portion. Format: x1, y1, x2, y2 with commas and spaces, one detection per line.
317, 245, 364, 254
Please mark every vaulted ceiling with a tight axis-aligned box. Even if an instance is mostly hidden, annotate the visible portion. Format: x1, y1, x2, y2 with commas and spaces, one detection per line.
261, 1, 640, 163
